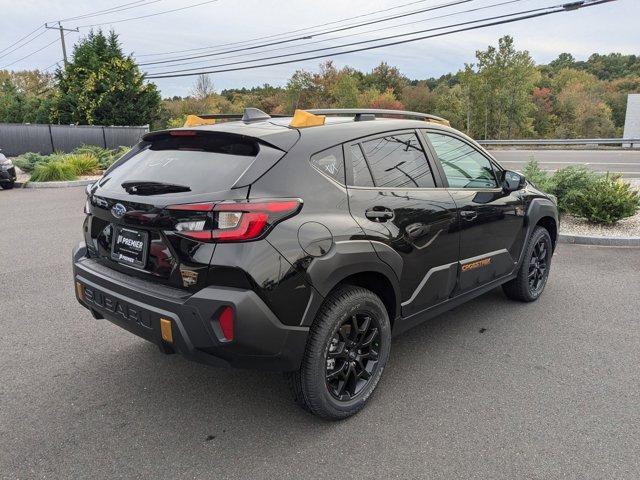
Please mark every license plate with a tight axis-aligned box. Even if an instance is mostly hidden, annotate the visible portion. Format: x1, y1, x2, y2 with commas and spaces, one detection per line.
111, 226, 149, 268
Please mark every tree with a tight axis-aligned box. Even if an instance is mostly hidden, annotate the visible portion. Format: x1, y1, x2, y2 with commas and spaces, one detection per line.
331, 74, 359, 108
191, 74, 215, 101
461, 36, 539, 138
364, 62, 408, 95
400, 81, 436, 113
51, 30, 161, 126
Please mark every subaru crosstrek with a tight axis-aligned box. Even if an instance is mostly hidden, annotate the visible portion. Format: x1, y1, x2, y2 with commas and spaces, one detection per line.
73, 108, 558, 419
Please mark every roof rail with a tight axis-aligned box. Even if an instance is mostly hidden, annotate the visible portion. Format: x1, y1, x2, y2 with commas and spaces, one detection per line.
305, 108, 450, 126
195, 108, 287, 123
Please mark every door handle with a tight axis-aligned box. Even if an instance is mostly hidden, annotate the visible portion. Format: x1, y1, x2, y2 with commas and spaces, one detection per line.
460, 210, 478, 221
365, 208, 394, 222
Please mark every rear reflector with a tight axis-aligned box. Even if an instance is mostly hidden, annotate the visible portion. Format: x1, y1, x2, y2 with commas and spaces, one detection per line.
160, 318, 173, 343
218, 306, 234, 341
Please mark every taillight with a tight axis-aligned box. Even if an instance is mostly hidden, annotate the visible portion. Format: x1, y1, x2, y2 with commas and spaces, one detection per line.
164, 199, 302, 242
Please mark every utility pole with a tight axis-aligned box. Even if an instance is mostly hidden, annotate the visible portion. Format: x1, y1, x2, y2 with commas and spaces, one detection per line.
44, 22, 79, 68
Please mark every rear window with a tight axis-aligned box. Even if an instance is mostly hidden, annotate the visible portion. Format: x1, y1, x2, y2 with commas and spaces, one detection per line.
100, 132, 259, 195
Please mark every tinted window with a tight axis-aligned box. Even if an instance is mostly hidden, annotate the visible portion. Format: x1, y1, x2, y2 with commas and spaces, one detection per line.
426, 133, 497, 188
100, 133, 259, 195
310, 145, 345, 184
350, 144, 374, 187
361, 133, 435, 188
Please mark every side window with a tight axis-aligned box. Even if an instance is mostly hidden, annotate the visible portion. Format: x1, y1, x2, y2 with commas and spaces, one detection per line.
349, 144, 374, 187
360, 133, 435, 188
426, 132, 497, 188
310, 145, 345, 184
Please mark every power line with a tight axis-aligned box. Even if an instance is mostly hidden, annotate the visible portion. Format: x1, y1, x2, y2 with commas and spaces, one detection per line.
75, 0, 220, 29
141, 0, 527, 72
135, 0, 442, 58
55, 0, 158, 23
0, 25, 45, 55
0, 0, 159, 64
146, 0, 616, 79
147, 3, 553, 75
0, 36, 63, 70
139, 0, 474, 66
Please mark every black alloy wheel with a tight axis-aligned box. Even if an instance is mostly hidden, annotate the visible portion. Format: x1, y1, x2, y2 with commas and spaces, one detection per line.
528, 237, 550, 295
286, 285, 391, 419
325, 312, 381, 401
502, 226, 553, 302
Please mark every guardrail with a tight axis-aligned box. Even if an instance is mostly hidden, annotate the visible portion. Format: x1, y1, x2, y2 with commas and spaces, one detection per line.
478, 138, 640, 146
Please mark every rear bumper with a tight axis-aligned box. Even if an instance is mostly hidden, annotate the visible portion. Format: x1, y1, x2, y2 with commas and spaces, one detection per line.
72, 242, 308, 371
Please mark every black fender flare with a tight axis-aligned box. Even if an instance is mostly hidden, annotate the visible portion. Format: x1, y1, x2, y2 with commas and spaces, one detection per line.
519, 197, 559, 265
299, 240, 402, 326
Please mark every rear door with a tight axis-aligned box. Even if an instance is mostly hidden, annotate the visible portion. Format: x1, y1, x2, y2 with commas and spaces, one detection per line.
423, 130, 527, 293
345, 130, 459, 317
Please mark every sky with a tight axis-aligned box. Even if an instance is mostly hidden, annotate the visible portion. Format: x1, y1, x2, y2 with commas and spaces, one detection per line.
0, 0, 638, 97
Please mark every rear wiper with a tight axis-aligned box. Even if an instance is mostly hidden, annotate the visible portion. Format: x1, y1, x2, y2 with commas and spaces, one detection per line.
121, 180, 191, 195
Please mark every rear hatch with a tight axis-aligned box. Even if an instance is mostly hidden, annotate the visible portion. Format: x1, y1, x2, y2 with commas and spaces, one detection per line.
84, 129, 288, 290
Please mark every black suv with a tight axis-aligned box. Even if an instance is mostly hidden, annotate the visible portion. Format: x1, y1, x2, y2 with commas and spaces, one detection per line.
73, 108, 558, 419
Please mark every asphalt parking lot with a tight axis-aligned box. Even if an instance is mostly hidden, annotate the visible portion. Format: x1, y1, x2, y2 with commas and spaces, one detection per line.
1, 187, 639, 480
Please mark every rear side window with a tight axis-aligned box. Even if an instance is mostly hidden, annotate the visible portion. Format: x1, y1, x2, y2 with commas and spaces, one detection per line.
310, 145, 345, 184
100, 132, 259, 195
360, 133, 435, 188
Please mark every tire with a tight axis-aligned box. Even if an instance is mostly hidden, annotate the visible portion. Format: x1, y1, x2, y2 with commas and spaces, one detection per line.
286, 285, 391, 420
0, 181, 14, 190
503, 226, 553, 302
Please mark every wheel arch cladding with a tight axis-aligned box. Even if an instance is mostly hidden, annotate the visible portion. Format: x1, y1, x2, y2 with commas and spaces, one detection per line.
525, 198, 559, 250
304, 241, 401, 323
536, 216, 558, 249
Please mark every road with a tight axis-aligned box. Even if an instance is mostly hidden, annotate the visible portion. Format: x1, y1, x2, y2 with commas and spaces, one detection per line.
1, 187, 640, 480
490, 149, 640, 178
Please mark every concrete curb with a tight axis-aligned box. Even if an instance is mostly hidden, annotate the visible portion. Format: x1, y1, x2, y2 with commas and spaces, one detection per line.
559, 233, 640, 247
17, 179, 95, 189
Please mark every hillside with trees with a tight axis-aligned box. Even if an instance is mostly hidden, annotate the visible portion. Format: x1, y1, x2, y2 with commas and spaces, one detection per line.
1, 33, 638, 138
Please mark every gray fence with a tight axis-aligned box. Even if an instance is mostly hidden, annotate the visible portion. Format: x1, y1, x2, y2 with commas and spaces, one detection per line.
478, 138, 640, 147
0, 123, 149, 157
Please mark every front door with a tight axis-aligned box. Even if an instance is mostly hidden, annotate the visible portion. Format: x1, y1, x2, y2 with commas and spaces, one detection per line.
423, 131, 527, 294
345, 130, 459, 317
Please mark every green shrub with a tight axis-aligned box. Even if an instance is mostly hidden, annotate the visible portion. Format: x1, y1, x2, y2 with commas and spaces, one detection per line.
13, 152, 49, 173
65, 153, 100, 175
572, 174, 640, 225
30, 161, 77, 182
72, 145, 113, 169
523, 160, 552, 192
549, 166, 598, 213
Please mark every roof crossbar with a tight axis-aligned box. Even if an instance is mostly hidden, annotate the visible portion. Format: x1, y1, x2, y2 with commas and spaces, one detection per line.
305, 108, 449, 125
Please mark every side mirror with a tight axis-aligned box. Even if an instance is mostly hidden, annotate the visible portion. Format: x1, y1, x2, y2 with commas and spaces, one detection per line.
502, 170, 526, 192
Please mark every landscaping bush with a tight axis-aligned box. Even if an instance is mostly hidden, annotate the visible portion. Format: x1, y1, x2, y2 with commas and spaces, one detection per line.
65, 153, 100, 175
72, 144, 132, 169
72, 145, 113, 169
523, 159, 552, 192
548, 165, 598, 213
30, 161, 77, 182
572, 174, 640, 225
13, 152, 49, 173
